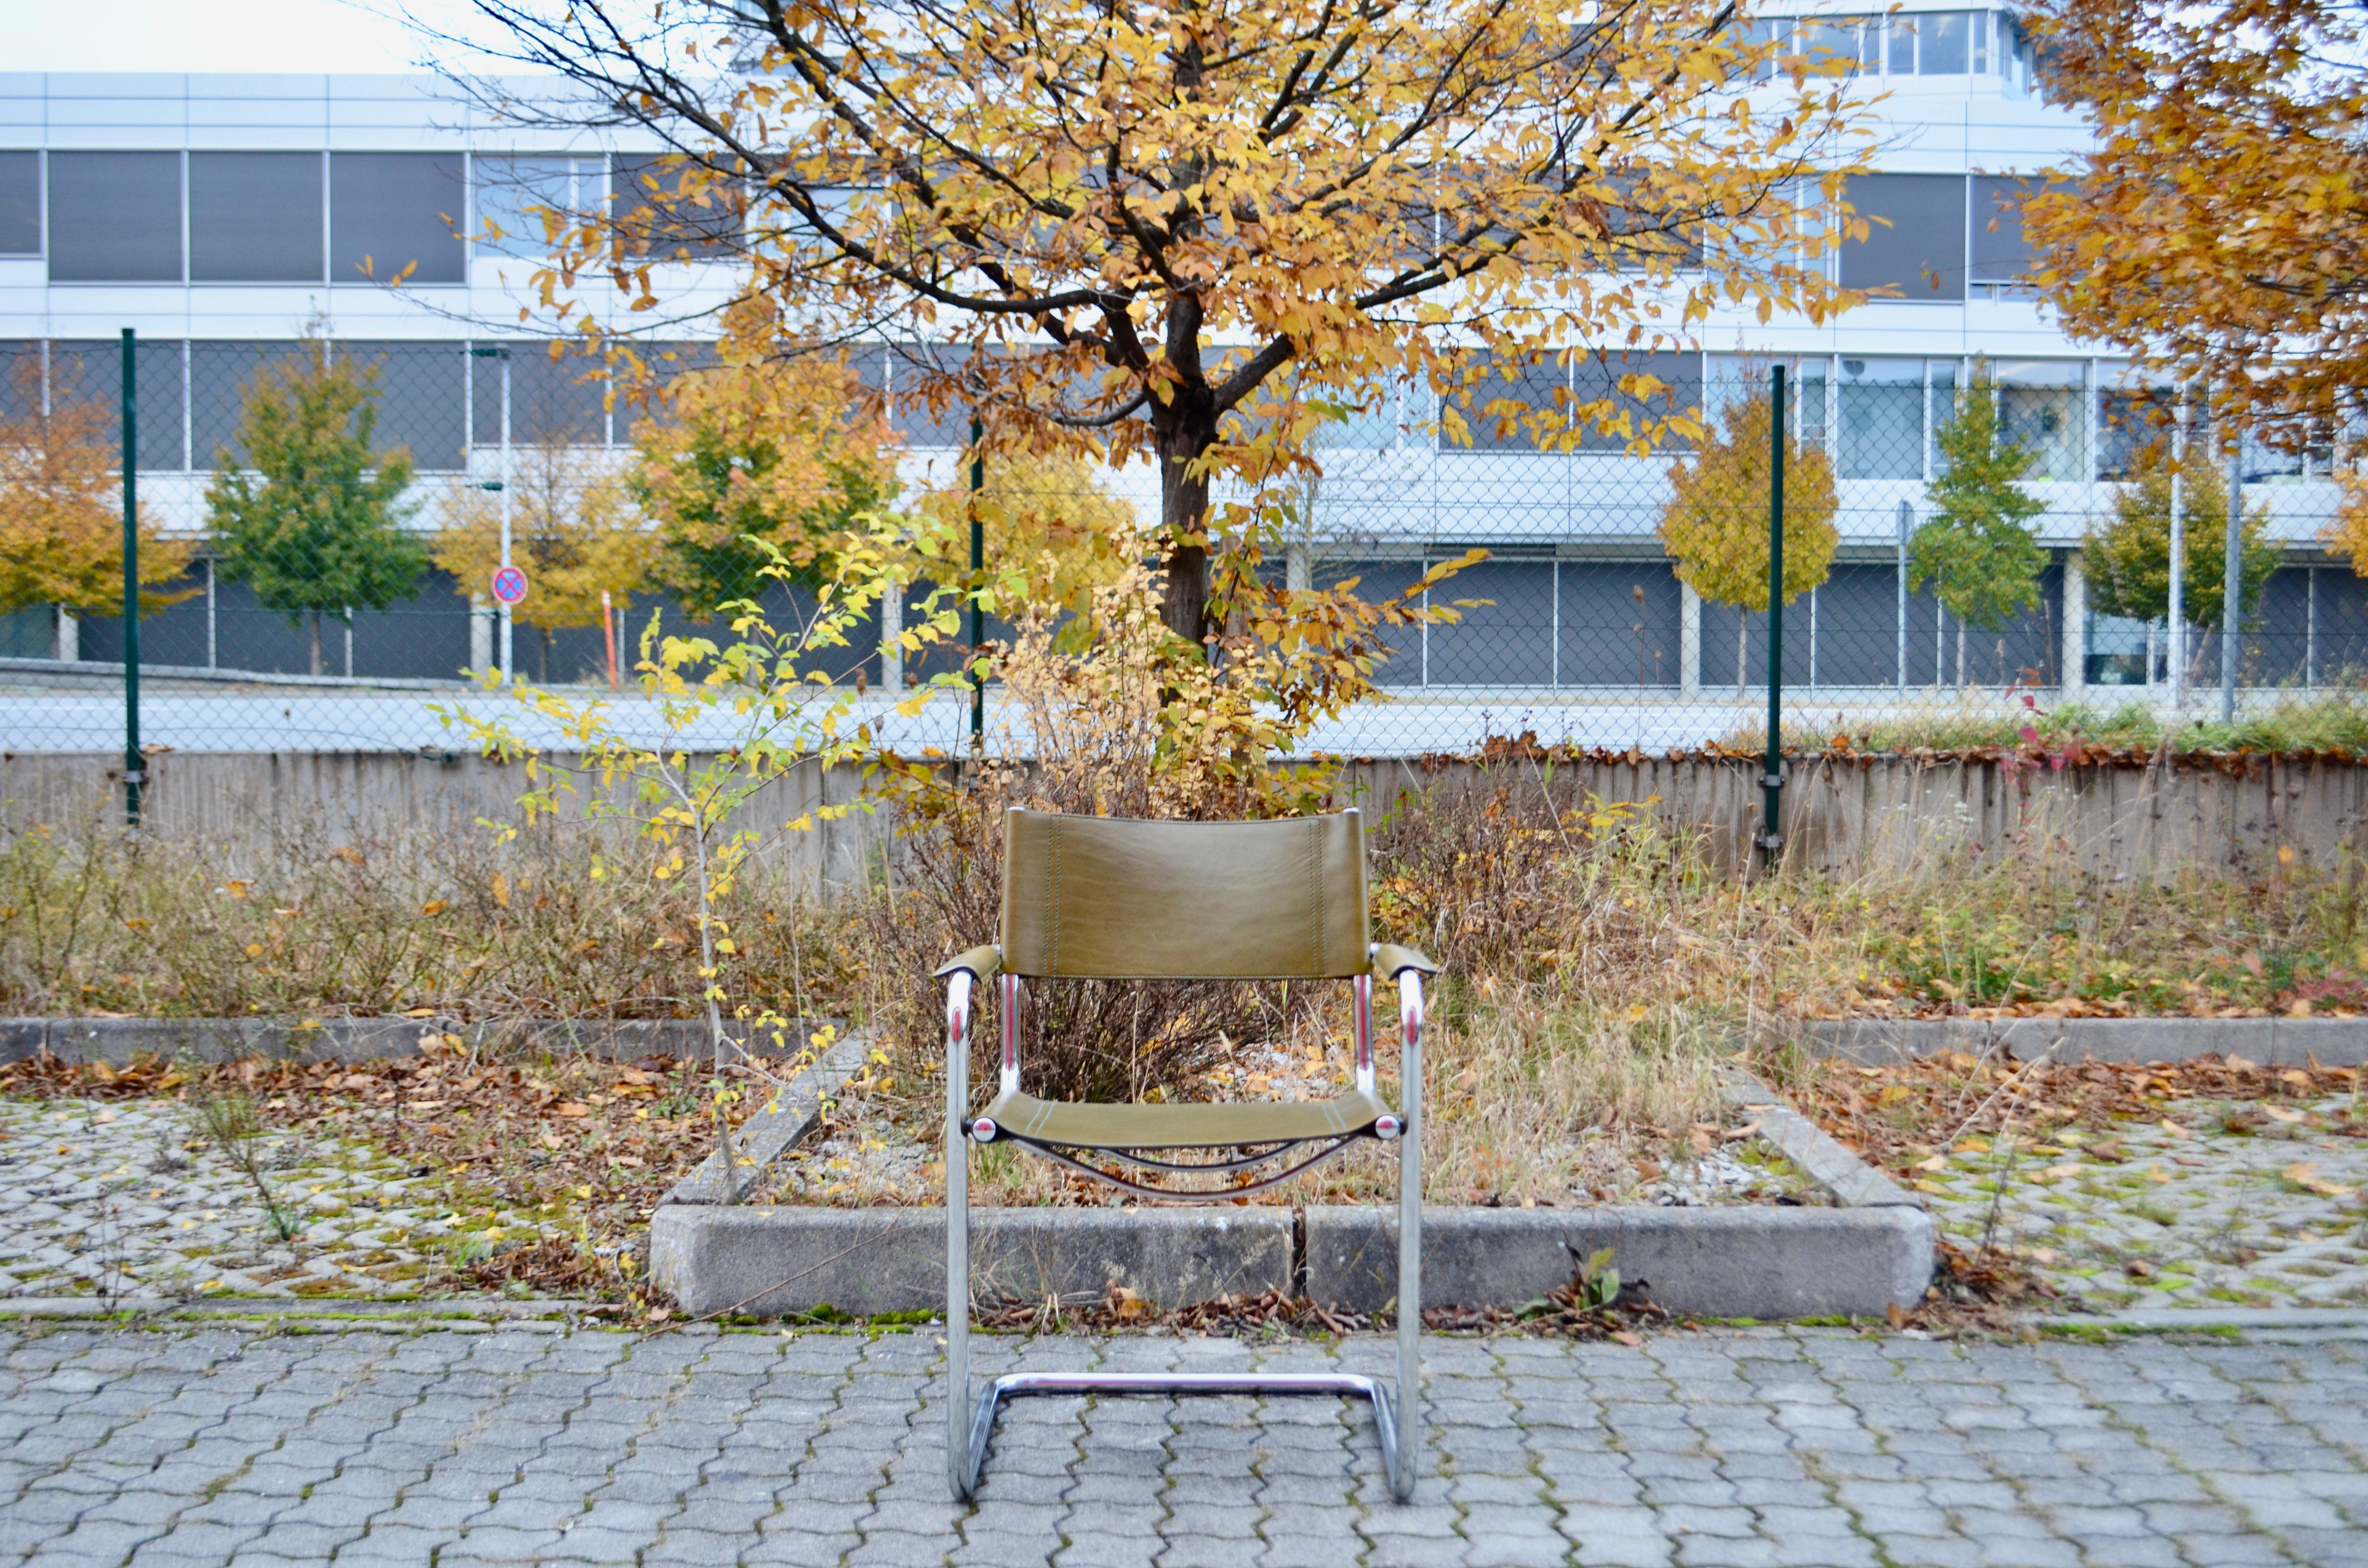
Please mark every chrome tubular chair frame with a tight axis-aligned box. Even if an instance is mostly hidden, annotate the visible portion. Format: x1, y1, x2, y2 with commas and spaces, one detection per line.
943, 956, 1425, 1504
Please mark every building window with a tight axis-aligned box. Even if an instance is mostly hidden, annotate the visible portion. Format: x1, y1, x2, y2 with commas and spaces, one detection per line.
1802, 15, 1878, 74
614, 156, 738, 260
474, 155, 602, 260
330, 153, 466, 286
471, 341, 612, 447
1995, 360, 2086, 480
1838, 173, 1967, 302
190, 151, 324, 284
49, 338, 187, 470
343, 341, 468, 471
1572, 350, 1701, 453
0, 153, 38, 256
48, 151, 182, 283
1838, 358, 1927, 480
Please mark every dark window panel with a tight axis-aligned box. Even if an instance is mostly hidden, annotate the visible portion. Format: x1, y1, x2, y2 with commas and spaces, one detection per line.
0, 152, 38, 255
1840, 173, 1968, 302
49, 338, 186, 471
1571, 349, 1701, 453
190, 341, 314, 468
1559, 562, 1681, 686
471, 342, 610, 447
1810, 564, 1905, 685
1315, 559, 1428, 686
342, 341, 467, 471
1970, 174, 2069, 286
330, 152, 466, 286
189, 151, 323, 283
2318, 570, 2368, 684
1457, 354, 1566, 452
614, 155, 738, 259
1426, 560, 1555, 685
0, 342, 41, 419
2245, 566, 2312, 686
0, 607, 49, 657
48, 151, 181, 282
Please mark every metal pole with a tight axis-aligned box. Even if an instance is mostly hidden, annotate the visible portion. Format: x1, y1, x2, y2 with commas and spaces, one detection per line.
969, 415, 985, 755
2221, 418, 2242, 723
1760, 364, 1786, 863
2168, 389, 2186, 707
1896, 498, 1910, 688
500, 352, 514, 687
120, 328, 141, 828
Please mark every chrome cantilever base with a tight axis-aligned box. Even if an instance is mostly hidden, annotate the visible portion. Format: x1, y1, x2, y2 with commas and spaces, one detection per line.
953, 1372, 1410, 1505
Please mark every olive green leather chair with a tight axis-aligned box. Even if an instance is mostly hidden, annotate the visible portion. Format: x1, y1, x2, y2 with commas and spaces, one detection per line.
935, 807, 1437, 1502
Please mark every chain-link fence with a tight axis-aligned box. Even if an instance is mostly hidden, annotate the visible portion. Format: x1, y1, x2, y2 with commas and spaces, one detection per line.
0, 336, 2350, 767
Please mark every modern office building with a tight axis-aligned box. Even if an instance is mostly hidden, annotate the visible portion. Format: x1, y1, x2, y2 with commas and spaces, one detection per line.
0, 20, 2349, 727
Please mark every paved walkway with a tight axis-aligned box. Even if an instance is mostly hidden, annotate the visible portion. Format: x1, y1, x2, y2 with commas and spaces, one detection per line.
3, 1320, 2365, 1568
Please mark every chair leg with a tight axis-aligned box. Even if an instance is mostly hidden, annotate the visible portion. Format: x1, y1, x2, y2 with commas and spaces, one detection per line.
945, 974, 974, 1503
1394, 973, 1424, 1503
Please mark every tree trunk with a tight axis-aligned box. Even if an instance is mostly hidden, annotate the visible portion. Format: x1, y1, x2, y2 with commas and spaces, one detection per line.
1736, 615, 1747, 698
1155, 395, 1218, 649
308, 611, 323, 678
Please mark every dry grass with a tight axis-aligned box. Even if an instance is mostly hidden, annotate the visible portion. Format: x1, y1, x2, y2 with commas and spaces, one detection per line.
0, 808, 855, 1023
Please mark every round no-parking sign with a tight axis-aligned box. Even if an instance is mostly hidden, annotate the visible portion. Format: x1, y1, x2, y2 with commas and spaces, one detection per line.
491, 565, 530, 606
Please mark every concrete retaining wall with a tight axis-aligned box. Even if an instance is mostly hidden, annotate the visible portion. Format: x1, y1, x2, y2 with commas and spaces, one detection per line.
648, 1202, 1934, 1321
650, 1206, 1294, 1318
12, 748, 2366, 884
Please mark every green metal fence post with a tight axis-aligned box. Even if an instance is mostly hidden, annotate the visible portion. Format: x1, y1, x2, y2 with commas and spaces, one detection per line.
121, 328, 141, 829
1759, 363, 1786, 865
969, 415, 985, 756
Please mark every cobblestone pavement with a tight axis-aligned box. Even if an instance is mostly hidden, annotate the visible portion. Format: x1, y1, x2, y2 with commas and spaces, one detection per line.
1913, 1094, 2368, 1311
3, 1320, 2366, 1568
0, 1098, 563, 1301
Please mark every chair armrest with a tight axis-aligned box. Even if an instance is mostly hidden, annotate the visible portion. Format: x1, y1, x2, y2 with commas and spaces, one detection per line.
933, 945, 1003, 981
1372, 943, 1439, 980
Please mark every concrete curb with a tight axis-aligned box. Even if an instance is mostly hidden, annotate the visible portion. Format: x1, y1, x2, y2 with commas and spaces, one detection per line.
662, 1031, 872, 1205
650, 1206, 1294, 1318
1799, 1016, 2368, 1067
648, 1201, 1933, 1321
1304, 1204, 1934, 1321
1725, 1070, 1922, 1209
0, 1016, 836, 1066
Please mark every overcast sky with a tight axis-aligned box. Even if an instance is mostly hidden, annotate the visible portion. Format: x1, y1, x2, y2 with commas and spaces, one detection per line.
0, 0, 515, 74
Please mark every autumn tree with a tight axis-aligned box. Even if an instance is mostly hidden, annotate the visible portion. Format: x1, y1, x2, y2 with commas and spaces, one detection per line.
432, 440, 649, 682
1911, 363, 2047, 686
0, 367, 191, 655
1656, 380, 1837, 692
625, 343, 899, 618
206, 341, 425, 676
454, 0, 1871, 648
2020, 0, 2368, 430
2085, 436, 2278, 639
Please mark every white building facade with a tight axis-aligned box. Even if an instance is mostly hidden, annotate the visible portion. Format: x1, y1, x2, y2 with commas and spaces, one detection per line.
0, 25, 2348, 733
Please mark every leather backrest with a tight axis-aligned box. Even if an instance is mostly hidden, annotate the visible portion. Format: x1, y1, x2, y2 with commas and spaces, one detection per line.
1000, 808, 1370, 979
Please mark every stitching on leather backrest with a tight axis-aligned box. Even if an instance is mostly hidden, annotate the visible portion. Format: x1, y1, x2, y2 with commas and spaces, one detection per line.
1309, 817, 1325, 977
1045, 818, 1061, 977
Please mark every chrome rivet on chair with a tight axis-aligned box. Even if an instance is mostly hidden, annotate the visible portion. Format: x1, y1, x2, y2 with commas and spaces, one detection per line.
932, 808, 1439, 1507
